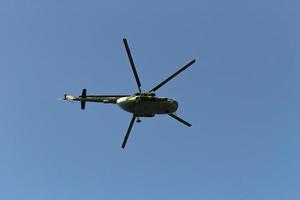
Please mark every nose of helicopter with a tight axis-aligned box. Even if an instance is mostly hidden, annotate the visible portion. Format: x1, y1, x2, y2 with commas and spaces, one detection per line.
168, 99, 178, 113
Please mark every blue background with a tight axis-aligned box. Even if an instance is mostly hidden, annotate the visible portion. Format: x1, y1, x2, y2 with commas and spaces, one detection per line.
0, 0, 299, 199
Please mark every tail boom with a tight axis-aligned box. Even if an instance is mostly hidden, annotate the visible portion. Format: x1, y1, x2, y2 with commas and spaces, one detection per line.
63, 88, 129, 110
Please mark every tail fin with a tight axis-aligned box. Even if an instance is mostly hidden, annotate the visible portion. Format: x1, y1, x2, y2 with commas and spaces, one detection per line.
81, 89, 87, 110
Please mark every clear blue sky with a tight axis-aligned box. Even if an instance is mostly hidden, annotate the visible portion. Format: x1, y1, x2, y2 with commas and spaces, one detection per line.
0, 0, 299, 199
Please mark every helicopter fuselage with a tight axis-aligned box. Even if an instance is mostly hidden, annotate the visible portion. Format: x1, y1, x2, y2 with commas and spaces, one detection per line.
117, 95, 178, 117
64, 93, 178, 117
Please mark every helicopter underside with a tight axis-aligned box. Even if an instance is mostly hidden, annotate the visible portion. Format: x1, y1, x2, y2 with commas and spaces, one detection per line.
63, 38, 194, 148
117, 96, 178, 117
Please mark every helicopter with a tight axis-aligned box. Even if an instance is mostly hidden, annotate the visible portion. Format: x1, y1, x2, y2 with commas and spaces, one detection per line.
63, 38, 195, 148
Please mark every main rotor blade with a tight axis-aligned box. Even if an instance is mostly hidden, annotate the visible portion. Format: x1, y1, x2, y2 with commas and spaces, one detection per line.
121, 115, 136, 148
149, 59, 196, 92
123, 38, 142, 92
168, 113, 192, 127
